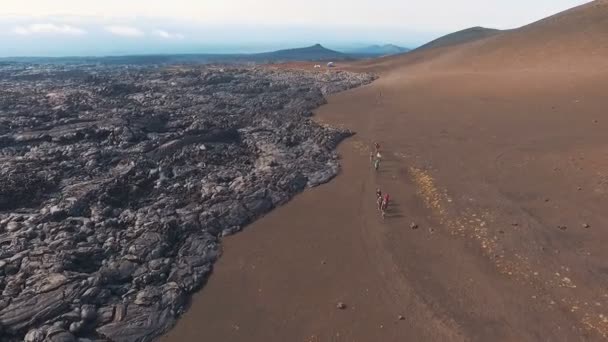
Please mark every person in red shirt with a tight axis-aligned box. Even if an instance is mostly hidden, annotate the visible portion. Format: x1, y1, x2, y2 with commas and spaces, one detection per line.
381, 193, 390, 218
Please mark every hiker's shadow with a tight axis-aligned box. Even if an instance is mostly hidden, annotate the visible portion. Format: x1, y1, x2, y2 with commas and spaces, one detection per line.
385, 200, 403, 219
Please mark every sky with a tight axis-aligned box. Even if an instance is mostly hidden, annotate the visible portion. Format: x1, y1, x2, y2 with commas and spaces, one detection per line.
0, 0, 593, 57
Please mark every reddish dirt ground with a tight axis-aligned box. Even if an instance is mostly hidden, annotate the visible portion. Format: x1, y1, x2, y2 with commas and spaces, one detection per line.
161, 1, 608, 341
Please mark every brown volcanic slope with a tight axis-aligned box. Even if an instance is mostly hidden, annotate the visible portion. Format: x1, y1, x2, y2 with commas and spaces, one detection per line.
441, 0, 608, 70
361, 0, 608, 72
413, 26, 503, 52
162, 1, 608, 342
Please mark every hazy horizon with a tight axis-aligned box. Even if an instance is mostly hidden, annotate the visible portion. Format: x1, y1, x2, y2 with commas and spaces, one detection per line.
0, 0, 593, 57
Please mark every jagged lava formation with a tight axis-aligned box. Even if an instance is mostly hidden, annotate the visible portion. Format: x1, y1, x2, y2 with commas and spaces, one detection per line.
0, 64, 375, 342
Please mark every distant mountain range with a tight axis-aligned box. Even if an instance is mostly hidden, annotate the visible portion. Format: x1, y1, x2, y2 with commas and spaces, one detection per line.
344, 44, 411, 57
0, 43, 415, 65
0, 44, 357, 65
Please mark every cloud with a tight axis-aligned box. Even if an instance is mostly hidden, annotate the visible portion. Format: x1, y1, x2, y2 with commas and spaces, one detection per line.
104, 25, 144, 37
12, 23, 86, 36
153, 29, 184, 40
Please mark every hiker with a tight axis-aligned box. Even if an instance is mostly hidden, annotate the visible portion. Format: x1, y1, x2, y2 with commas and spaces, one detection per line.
377, 195, 384, 211
374, 142, 380, 153
382, 193, 390, 210
376, 188, 382, 200
381, 193, 390, 219
374, 158, 380, 171
369, 151, 374, 163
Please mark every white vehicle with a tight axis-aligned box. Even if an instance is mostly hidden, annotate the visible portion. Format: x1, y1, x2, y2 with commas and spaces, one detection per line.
327, 62, 335, 68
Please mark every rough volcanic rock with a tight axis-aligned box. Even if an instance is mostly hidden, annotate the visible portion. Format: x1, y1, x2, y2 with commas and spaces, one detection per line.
0, 63, 376, 341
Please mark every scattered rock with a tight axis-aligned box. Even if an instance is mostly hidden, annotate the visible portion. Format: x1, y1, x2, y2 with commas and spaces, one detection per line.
69, 321, 83, 334
583, 223, 590, 229
558, 225, 568, 231
410, 222, 419, 230
48, 331, 76, 342
336, 302, 347, 310
24, 329, 44, 342
46, 326, 76, 342
80, 305, 97, 322
134, 287, 162, 306
398, 315, 405, 321
5, 221, 21, 232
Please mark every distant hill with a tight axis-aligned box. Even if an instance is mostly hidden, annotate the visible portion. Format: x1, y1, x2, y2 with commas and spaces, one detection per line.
346, 44, 411, 57
253, 44, 351, 62
435, 0, 608, 70
414, 27, 502, 52
355, 0, 608, 72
